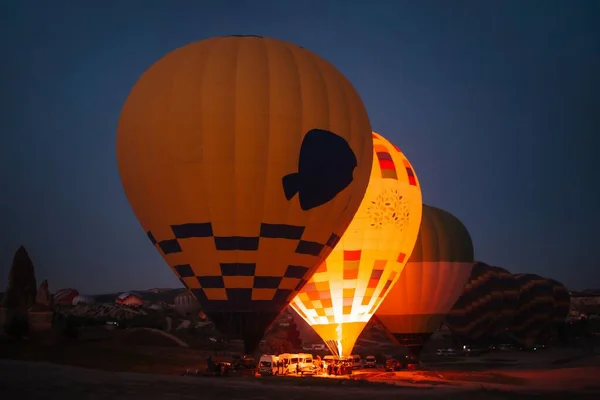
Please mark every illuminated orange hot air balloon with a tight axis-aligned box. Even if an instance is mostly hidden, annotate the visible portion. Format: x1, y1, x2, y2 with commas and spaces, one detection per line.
116, 35, 373, 354
376, 204, 474, 357
290, 132, 422, 357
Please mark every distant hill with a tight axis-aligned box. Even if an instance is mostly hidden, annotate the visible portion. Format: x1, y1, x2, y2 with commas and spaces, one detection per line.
94, 288, 186, 304
571, 289, 600, 298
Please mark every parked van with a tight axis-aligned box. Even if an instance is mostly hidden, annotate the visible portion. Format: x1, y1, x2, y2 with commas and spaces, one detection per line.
297, 353, 315, 374
279, 353, 300, 374
349, 354, 362, 369
258, 355, 279, 376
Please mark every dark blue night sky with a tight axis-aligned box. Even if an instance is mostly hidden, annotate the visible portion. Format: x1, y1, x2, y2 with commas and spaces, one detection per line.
1, 1, 598, 293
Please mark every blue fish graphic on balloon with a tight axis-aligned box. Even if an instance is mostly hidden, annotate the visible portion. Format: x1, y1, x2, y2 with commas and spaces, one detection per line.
282, 128, 358, 210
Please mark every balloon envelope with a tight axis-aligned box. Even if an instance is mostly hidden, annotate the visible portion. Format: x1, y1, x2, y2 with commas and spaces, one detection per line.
484, 266, 519, 339
376, 204, 474, 356
509, 274, 555, 347
72, 294, 96, 306
54, 288, 79, 305
548, 278, 571, 325
116, 292, 144, 306
116, 35, 373, 353
290, 132, 422, 357
537, 277, 570, 343
445, 263, 518, 343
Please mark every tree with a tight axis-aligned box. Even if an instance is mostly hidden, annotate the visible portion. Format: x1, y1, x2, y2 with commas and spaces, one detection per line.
286, 320, 302, 350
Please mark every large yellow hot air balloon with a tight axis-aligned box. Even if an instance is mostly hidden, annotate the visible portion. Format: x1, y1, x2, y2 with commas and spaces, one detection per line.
375, 204, 474, 357
290, 132, 422, 357
116, 35, 373, 353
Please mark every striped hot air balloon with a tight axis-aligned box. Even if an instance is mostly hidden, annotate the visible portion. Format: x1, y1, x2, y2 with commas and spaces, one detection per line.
445, 263, 519, 344
480, 266, 519, 341
375, 204, 474, 357
509, 274, 555, 348
548, 279, 571, 325
54, 288, 79, 305
538, 278, 570, 343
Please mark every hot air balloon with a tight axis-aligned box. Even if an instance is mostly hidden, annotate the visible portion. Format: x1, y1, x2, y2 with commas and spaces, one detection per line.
445, 264, 519, 345
548, 278, 571, 326
116, 292, 144, 306
376, 204, 474, 357
538, 278, 570, 343
116, 35, 373, 354
483, 266, 519, 341
509, 274, 555, 348
72, 294, 96, 306
289, 132, 422, 357
54, 288, 79, 305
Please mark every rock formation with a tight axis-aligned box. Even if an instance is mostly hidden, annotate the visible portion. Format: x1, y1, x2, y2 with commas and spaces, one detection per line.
36, 280, 51, 306
2, 246, 37, 313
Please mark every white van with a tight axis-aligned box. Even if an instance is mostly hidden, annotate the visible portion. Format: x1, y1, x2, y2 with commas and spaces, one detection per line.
258, 355, 279, 376
349, 354, 362, 369
279, 353, 300, 374
298, 353, 315, 374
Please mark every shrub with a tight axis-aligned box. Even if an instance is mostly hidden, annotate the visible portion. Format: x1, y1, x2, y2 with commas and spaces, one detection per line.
62, 316, 79, 340
5, 315, 29, 339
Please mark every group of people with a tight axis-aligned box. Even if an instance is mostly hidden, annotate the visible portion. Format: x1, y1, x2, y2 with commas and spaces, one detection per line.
275, 355, 351, 376
323, 358, 353, 376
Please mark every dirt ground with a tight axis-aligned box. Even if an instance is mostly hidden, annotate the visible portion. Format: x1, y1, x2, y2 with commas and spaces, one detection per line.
1, 359, 598, 400
1, 339, 599, 399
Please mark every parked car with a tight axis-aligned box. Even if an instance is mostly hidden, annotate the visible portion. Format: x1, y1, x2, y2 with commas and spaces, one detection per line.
446, 348, 458, 356
364, 355, 377, 368
497, 343, 515, 351
385, 358, 402, 371
463, 345, 488, 356
385, 356, 416, 371
437, 348, 458, 356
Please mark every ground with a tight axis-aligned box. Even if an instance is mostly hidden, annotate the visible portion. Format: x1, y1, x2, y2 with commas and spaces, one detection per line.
1, 332, 599, 399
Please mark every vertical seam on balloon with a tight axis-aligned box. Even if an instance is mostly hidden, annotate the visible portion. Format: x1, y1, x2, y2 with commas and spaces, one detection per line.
198, 40, 217, 295
260, 37, 278, 299
287, 45, 325, 285
282, 42, 304, 303
232, 37, 242, 308
302, 47, 340, 278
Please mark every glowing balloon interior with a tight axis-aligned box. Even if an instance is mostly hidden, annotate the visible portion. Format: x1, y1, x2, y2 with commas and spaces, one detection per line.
116, 35, 373, 353
290, 132, 422, 357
